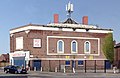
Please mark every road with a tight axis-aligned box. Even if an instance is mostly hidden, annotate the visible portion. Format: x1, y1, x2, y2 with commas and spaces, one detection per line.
0, 69, 120, 78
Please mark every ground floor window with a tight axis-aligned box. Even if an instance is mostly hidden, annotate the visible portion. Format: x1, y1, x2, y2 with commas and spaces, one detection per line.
65, 60, 70, 65
78, 60, 83, 66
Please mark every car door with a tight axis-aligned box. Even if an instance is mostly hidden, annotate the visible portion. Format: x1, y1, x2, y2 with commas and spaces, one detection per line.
10, 66, 16, 73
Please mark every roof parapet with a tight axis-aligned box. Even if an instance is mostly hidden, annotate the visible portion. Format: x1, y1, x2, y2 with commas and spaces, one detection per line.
47, 23, 98, 29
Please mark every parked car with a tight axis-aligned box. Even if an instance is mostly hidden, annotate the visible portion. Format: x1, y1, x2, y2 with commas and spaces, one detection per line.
4, 65, 27, 74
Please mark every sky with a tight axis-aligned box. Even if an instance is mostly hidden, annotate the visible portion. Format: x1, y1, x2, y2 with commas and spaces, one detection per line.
0, 0, 120, 54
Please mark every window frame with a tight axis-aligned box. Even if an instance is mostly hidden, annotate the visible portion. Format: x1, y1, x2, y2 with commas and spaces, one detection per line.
57, 40, 64, 53
71, 40, 78, 53
84, 41, 91, 54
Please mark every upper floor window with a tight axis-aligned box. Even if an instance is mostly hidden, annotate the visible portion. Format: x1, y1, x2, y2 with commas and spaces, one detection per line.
71, 40, 78, 53
84, 41, 91, 54
16, 37, 23, 50
57, 40, 64, 53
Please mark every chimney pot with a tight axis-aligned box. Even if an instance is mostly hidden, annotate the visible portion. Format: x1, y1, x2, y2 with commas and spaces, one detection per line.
54, 14, 59, 23
82, 16, 88, 25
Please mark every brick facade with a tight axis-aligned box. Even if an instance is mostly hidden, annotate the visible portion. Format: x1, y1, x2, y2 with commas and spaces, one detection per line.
9, 23, 113, 71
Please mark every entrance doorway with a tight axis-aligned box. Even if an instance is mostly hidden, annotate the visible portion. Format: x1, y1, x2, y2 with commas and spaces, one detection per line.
13, 57, 25, 66
33, 60, 41, 71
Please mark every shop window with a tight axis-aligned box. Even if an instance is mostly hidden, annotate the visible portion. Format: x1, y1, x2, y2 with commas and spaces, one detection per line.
57, 40, 64, 53
71, 40, 78, 53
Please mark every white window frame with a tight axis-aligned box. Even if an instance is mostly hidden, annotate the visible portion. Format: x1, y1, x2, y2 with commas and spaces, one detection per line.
84, 41, 91, 54
16, 37, 23, 50
71, 40, 78, 53
57, 40, 64, 53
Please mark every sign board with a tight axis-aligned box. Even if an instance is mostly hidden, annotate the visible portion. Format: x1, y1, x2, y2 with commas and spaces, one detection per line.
65, 56, 70, 59
33, 39, 41, 48
89, 55, 93, 60
12, 52, 25, 57
30, 55, 33, 57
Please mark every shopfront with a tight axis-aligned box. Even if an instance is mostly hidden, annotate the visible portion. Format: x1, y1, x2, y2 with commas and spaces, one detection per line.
9, 51, 30, 67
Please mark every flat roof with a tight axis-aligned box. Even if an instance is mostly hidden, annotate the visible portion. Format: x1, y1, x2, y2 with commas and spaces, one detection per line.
115, 43, 120, 48
10, 23, 113, 34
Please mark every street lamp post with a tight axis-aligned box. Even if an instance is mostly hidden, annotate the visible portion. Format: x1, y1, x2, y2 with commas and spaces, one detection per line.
104, 60, 106, 73
84, 56, 87, 73
94, 60, 96, 73
72, 55, 75, 73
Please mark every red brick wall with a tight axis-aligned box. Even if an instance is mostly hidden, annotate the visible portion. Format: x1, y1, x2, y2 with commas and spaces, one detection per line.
114, 46, 120, 67
10, 30, 108, 59
10, 29, 111, 71
48, 38, 98, 54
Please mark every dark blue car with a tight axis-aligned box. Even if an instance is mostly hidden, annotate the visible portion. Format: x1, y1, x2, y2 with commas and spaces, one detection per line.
4, 65, 27, 74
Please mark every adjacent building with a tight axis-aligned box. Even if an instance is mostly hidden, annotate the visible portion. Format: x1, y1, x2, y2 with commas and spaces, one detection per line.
114, 43, 120, 68
0, 54, 9, 62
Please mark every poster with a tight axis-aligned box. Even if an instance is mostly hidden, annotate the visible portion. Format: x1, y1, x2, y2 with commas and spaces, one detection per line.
33, 39, 41, 48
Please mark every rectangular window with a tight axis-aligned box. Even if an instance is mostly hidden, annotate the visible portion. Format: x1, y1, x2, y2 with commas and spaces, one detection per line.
33, 39, 41, 48
65, 61, 70, 65
16, 37, 23, 50
78, 60, 83, 66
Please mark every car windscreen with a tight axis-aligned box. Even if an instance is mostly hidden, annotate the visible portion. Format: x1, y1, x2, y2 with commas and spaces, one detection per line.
16, 66, 22, 69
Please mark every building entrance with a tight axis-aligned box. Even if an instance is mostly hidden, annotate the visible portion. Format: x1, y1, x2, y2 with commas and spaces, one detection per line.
33, 60, 41, 71
13, 57, 25, 66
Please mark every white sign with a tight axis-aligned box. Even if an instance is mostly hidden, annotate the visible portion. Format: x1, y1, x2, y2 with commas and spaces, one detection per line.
33, 39, 41, 47
12, 52, 25, 57
16, 37, 23, 50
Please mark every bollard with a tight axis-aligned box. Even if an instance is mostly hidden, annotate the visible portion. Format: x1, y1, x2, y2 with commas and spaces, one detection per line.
64, 67, 65, 73
73, 67, 75, 73
41, 67, 42, 72
113, 66, 117, 74
55, 67, 57, 72
34, 67, 36, 71
28, 67, 30, 71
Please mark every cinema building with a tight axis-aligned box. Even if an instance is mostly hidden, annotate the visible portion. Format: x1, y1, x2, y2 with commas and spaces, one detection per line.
9, 14, 113, 72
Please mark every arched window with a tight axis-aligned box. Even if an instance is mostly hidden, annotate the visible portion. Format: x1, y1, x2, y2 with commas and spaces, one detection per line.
84, 41, 91, 54
57, 40, 64, 53
71, 40, 78, 53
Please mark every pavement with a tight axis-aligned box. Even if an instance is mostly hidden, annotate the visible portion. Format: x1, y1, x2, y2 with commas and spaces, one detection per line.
28, 71, 120, 78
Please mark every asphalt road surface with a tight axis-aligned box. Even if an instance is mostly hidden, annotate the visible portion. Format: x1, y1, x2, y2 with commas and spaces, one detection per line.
0, 69, 120, 78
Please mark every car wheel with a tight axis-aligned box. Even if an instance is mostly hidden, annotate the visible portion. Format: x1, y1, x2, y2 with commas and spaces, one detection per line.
15, 71, 18, 74
6, 69, 9, 73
